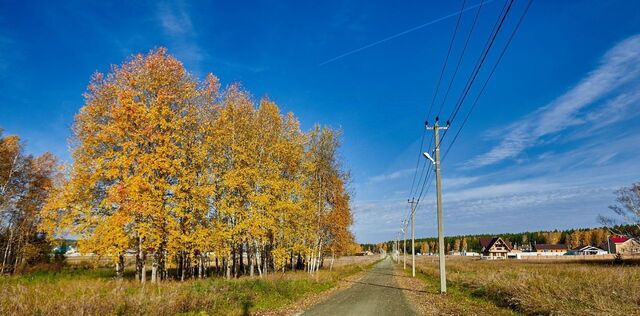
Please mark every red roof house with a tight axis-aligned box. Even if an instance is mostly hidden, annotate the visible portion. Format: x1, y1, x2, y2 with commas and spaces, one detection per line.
609, 236, 629, 244
603, 236, 640, 254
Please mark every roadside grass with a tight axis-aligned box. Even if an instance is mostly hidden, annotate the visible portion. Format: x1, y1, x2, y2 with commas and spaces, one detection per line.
412, 256, 640, 316
13, 267, 117, 283
395, 259, 518, 316
412, 267, 520, 315
0, 257, 379, 316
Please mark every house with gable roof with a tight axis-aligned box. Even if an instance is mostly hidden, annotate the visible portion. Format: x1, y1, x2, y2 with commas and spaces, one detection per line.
603, 236, 640, 254
479, 236, 512, 258
532, 243, 567, 254
568, 245, 608, 255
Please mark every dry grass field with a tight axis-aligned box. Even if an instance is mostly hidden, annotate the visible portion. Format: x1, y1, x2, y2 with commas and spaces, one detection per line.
411, 255, 640, 316
0, 256, 380, 316
329, 254, 385, 267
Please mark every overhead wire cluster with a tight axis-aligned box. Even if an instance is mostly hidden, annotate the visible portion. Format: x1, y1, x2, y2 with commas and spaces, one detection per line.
406, 0, 470, 225
405, 0, 533, 224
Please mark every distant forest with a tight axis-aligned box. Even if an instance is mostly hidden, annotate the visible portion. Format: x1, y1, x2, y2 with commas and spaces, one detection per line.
362, 225, 639, 254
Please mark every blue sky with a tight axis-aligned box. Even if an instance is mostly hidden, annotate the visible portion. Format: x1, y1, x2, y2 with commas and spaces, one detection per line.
1, 1, 640, 243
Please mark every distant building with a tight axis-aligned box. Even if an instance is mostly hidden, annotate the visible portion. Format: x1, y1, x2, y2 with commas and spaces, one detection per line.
479, 237, 512, 258
52, 245, 80, 256
603, 236, 640, 254
507, 251, 523, 259
532, 243, 567, 254
567, 245, 608, 255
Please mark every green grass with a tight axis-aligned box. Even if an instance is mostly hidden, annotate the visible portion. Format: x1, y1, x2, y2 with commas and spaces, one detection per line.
13, 267, 115, 283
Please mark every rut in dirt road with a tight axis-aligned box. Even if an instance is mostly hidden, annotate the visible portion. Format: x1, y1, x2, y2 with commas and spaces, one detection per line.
301, 256, 418, 316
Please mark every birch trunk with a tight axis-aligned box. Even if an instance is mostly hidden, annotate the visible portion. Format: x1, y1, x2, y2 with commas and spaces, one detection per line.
249, 246, 254, 277
13, 250, 21, 274
312, 247, 318, 273
116, 255, 125, 278
309, 252, 315, 274
181, 255, 186, 281
1, 225, 13, 273
317, 242, 323, 272
151, 253, 158, 283
290, 251, 294, 272
141, 256, 146, 284
255, 241, 262, 277
136, 236, 143, 281
262, 242, 268, 276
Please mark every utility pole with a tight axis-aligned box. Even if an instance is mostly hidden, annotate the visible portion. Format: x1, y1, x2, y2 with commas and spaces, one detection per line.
397, 233, 401, 264
402, 219, 407, 270
397, 233, 400, 263
426, 118, 448, 294
395, 234, 399, 263
408, 198, 418, 277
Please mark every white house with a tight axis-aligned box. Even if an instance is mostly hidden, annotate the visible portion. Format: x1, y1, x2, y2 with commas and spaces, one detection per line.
568, 245, 608, 255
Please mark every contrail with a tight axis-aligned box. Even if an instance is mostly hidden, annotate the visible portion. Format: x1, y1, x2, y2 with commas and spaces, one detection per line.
319, 0, 495, 66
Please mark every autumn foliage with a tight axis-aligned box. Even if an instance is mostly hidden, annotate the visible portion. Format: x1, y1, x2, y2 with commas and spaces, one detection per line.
39, 48, 356, 281
0, 130, 58, 273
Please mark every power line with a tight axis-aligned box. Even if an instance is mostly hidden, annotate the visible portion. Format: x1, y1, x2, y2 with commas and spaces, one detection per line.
413, 0, 515, 212
417, 167, 437, 208
443, 0, 515, 140
407, 129, 426, 198
408, 0, 469, 201
435, 0, 487, 117
443, 0, 533, 160
426, 0, 468, 121
405, 136, 435, 228
416, 167, 433, 206
414, 0, 531, 214
413, 136, 433, 198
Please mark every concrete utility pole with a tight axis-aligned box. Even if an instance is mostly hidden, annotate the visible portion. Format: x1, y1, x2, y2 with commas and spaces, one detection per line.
402, 219, 407, 270
397, 233, 401, 264
408, 198, 418, 277
395, 234, 399, 263
426, 118, 448, 294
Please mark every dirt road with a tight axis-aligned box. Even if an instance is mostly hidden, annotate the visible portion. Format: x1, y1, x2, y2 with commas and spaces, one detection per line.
301, 256, 417, 316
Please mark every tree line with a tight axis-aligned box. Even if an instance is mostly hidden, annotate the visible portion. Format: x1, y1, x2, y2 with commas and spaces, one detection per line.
366, 183, 640, 254
25, 48, 357, 281
364, 224, 639, 254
